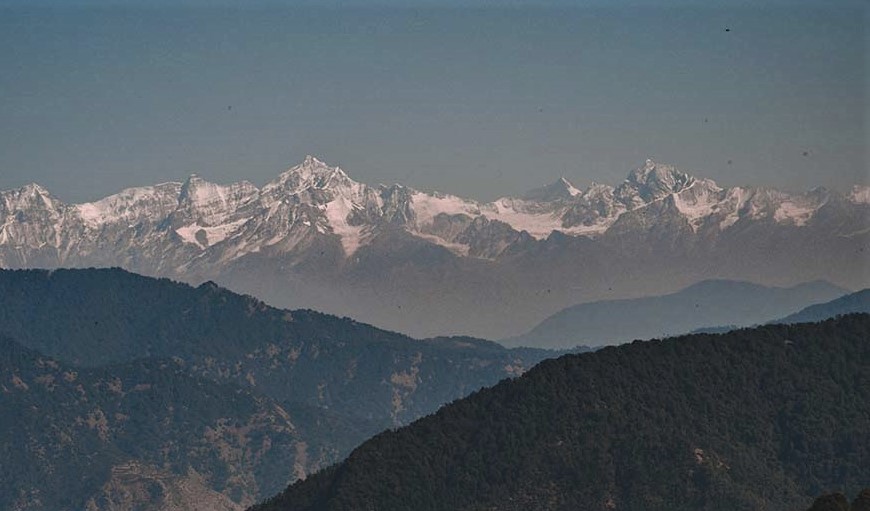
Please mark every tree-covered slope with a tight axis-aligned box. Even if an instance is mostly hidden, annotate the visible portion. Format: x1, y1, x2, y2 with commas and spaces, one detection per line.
0, 268, 559, 510
805, 489, 870, 511
0, 268, 554, 424
0, 337, 304, 510
254, 315, 870, 511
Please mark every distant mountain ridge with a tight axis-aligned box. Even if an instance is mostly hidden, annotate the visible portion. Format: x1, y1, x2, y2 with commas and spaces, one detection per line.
773, 289, 870, 325
253, 315, 870, 511
688, 289, 870, 335
1, 156, 867, 338
0, 268, 558, 510
505, 279, 847, 348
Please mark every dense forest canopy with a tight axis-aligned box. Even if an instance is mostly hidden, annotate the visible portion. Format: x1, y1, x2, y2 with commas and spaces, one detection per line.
0, 268, 560, 510
254, 315, 870, 511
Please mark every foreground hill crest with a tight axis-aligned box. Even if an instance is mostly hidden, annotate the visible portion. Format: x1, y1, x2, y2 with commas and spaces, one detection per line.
251, 315, 870, 511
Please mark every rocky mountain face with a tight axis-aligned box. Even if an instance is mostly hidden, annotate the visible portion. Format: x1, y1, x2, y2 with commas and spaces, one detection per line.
251, 315, 870, 511
0, 268, 558, 511
1, 157, 868, 339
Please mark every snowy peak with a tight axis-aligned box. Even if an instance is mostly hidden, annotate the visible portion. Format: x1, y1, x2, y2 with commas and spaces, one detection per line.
303, 154, 322, 166
581, 182, 612, 198
76, 183, 182, 227
178, 175, 258, 213
170, 175, 261, 249
410, 190, 482, 228
521, 177, 581, 202
849, 185, 870, 205
266, 155, 354, 194
178, 173, 205, 200
17, 182, 51, 197
0, 156, 864, 267
621, 159, 697, 202
629, 159, 694, 191
1, 183, 60, 211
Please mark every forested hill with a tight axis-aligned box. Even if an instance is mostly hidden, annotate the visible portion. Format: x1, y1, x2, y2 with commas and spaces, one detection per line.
805, 489, 870, 511
0, 268, 560, 510
0, 267, 413, 367
253, 315, 870, 511
0, 268, 555, 425
0, 336, 305, 510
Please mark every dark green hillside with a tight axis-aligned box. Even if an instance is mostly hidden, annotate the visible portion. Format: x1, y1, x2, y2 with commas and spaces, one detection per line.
0, 267, 410, 367
804, 489, 870, 511
0, 337, 303, 510
0, 268, 559, 510
253, 315, 870, 511
0, 268, 554, 424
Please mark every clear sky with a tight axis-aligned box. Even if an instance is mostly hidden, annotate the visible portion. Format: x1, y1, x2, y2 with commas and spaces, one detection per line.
0, 1, 866, 203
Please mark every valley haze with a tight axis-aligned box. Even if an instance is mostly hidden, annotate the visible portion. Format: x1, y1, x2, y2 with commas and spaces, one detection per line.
1, 155, 867, 340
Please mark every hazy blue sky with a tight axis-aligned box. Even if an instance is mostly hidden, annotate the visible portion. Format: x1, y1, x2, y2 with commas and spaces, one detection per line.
0, 1, 866, 202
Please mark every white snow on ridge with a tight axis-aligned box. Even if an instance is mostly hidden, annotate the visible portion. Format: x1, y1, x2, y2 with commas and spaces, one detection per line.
185, 175, 226, 205
561, 177, 582, 197
671, 181, 723, 230
482, 193, 622, 238
0, 218, 14, 244
184, 176, 252, 207
175, 224, 206, 248
718, 187, 754, 230
773, 201, 816, 226
323, 195, 369, 256
849, 185, 870, 205
3, 156, 858, 266
75, 203, 110, 225
264, 156, 357, 197
484, 200, 566, 239
175, 218, 248, 249
76, 183, 181, 227
410, 192, 481, 228
672, 193, 710, 219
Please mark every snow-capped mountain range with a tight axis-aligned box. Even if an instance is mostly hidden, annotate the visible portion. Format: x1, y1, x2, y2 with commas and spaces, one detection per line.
2, 156, 868, 339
